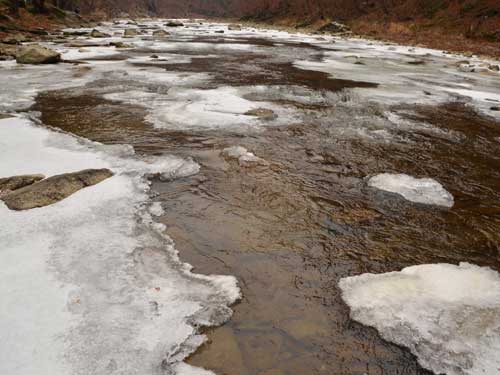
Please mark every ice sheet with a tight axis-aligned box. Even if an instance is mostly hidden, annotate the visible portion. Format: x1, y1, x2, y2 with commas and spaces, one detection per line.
368, 173, 454, 207
0, 116, 239, 375
339, 262, 500, 375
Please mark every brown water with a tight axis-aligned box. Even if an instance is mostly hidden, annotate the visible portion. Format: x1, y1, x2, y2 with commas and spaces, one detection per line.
32, 32, 500, 375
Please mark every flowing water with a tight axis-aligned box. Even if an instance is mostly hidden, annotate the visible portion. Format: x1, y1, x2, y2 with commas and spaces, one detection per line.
3, 19, 500, 375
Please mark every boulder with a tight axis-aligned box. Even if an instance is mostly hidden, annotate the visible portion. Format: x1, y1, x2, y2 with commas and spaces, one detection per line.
0, 174, 44, 195
0, 43, 17, 59
165, 21, 184, 27
317, 21, 351, 34
123, 28, 138, 37
245, 108, 277, 120
63, 30, 89, 36
228, 24, 242, 31
90, 29, 110, 38
2, 33, 29, 45
152, 29, 170, 37
16, 45, 61, 64
109, 41, 133, 48
1, 169, 113, 210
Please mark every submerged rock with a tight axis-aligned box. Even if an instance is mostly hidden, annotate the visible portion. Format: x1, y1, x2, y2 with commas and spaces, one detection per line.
245, 108, 277, 120
15, 45, 61, 64
1, 169, 113, 210
0, 174, 45, 195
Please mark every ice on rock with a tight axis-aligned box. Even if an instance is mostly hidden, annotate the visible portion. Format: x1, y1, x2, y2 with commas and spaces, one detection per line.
222, 146, 268, 167
368, 173, 454, 207
339, 262, 500, 375
0, 116, 240, 375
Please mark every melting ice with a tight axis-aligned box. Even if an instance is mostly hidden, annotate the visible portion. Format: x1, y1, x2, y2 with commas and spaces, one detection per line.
368, 173, 454, 207
339, 262, 500, 375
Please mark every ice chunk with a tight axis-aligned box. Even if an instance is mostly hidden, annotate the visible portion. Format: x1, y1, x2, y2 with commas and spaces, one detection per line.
339, 262, 500, 375
368, 173, 454, 207
222, 146, 268, 167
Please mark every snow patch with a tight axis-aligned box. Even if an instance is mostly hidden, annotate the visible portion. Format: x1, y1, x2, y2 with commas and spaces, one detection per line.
368, 173, 454, 207
339, 262, 500, 375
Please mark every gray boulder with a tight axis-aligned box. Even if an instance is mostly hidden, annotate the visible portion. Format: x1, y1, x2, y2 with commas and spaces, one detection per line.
1, 169, 113, 210
16, 45, 61, 64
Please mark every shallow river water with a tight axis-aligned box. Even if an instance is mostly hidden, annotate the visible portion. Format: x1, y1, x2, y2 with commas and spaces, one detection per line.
2, 19, 500, 375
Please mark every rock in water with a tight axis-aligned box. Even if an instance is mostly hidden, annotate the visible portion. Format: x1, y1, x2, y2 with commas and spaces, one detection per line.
123, 28, 138, 37
90, 29, 110, 38
1, 169, 113, 210
228, 24, 242, 31
0, 174, 45, 195
15, 45, 61, 64
152, 29, 170, 37
165, 21, 184, 27
339, 262, 500, 375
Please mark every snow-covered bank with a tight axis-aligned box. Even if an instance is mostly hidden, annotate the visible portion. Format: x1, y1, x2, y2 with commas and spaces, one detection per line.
339, 263, 500, 375
368, 173, 454, 207
0, 116, 240, 375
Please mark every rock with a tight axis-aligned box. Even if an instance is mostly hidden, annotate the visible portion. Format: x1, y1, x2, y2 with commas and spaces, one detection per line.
152, 29, 170, 37
489, 64, 500, 72
123, 28, 138, 37
63, 30, 89, 36
2, 33, 29, 44
215, 30, 225, 33
0, 174, 44, 195
90, 29, 110, 38
491, 106, 500, 111
228, 24, 242, 31
165, 21, 184, 27
245, 108, 277, 120
30, 28, 49, 36
0, 43, 17, 58
150, 54, 159, 59
16, 45, 61, 64
317, 21, 351, 34
110, 41, 133, 48
65, 41, 104, 47
1, 169, 113, 210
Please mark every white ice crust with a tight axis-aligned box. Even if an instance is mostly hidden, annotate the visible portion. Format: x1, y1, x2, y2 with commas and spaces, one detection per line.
339, 262, 500, 375
368, 173, 454, 207
0, 116, 240, 375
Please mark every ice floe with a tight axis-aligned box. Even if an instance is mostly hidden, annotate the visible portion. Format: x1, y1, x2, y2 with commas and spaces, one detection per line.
0, 116, 239, 375
339, 262, 500, 375
368, 173, 454, 207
